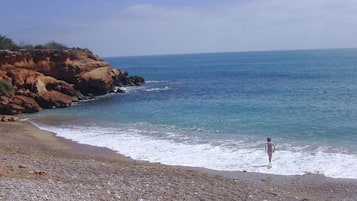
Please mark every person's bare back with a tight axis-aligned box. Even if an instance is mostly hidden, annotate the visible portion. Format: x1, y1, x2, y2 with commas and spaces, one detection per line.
265, 137, 275, 168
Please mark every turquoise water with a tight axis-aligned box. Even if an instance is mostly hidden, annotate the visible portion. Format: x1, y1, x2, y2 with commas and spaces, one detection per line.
28, 49, 357, 178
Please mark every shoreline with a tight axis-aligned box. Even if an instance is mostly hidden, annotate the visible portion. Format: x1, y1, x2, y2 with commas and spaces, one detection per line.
1, 121, 356, 200
30, 117, 357, 181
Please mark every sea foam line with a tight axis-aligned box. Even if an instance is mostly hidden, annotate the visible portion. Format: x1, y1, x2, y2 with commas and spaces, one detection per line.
144, 86, 170, 92
32, 123, 357, 179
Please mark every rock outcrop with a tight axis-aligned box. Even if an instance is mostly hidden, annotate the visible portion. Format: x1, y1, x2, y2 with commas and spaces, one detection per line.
0, 49, 144, 115
1, 115, 20, 122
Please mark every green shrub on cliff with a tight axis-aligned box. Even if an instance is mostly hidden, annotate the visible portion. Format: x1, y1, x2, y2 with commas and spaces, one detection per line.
0, 80, 14, 96
1, 34, 69, 50
32, 41, 68, 50
42, 41, 69, 50
0, 35, 19, 50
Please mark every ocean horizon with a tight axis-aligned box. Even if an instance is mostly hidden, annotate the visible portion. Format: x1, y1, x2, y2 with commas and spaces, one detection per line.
27, 48, 357, 179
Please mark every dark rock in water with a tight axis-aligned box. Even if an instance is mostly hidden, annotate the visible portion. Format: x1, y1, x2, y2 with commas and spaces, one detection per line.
129, 76, 145, 86
114, 74, 145, 87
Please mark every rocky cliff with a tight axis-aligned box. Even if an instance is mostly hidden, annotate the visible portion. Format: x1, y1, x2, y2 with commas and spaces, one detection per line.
0, 49, 144, 115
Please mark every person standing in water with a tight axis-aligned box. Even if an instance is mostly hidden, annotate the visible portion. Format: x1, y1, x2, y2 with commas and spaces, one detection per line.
265, 137, 276, 168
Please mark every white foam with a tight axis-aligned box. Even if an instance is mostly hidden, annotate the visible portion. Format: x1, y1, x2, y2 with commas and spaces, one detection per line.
145, 80, 164, 83
144, 86, 170, 92
33, 123, 357, 179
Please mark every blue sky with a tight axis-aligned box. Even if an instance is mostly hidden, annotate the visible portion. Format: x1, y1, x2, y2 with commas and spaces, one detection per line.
1, 0, 357, 56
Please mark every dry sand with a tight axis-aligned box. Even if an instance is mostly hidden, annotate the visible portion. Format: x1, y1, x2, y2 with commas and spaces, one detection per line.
0, 121, 356, 201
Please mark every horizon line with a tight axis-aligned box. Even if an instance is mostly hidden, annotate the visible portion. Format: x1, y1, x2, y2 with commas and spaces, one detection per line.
103, 47, 357, 58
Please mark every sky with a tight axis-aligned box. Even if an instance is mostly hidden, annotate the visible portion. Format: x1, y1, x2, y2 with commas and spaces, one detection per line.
1, 0, 357, 57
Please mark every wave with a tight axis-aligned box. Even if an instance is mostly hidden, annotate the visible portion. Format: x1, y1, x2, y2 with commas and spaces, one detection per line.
144, 86, 170, 92
31, 121, 357, 179
117, 86, 143, 93
146, 80, 166, 83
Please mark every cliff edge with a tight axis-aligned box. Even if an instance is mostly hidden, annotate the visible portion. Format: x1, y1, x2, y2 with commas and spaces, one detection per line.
0, 49, 144, 115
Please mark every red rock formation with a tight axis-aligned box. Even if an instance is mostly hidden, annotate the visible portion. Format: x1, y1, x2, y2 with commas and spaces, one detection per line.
0, 48, 145, 115
0, 49, 126, 94
77, 66, 113, 95
1, 115, 20, 122
36, 90, 72, 109
0, 95, 41, 114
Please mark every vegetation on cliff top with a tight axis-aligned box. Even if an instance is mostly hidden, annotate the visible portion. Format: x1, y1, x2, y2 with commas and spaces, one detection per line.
0, 35, 18, 50
0, 34, 69, 50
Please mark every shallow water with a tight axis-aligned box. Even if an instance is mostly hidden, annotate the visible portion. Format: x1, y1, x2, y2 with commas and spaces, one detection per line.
28, 49, 357, 178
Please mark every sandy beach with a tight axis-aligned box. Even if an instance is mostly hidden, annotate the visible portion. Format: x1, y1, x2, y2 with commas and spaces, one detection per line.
0, 121, 356, 201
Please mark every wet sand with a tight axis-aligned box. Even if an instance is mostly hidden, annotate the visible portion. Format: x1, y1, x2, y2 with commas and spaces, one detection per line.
0, 121, 356, 200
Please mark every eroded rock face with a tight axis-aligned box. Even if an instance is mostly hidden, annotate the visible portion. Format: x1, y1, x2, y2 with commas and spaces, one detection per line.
13, 95, 42, 113
1, 115, 20, 122
0, 49, 145, 115
77, 66, 113, 96
0, 95, 41, 114
36, 90, 73, 109
36, 76, 76, 96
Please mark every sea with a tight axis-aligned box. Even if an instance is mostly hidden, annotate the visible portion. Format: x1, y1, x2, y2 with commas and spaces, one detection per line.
26, 49, 357, 179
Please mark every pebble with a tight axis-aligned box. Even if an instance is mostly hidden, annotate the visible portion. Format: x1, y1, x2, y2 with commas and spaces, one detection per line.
1, 122, 356, 201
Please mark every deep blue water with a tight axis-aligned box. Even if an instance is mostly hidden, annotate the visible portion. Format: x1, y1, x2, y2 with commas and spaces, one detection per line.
28, 49, 357, 178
